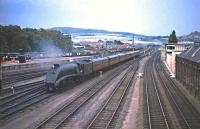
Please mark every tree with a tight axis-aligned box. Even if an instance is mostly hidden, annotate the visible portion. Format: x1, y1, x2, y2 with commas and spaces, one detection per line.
0, 25, 72, 53
0, 35, 8, 52
11, 34, 30, 51
168, 30, 178, 43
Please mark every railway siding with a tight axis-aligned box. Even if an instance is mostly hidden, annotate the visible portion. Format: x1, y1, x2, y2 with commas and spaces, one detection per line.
143, 56, 171, 129
87, 60, 139, 129
157, 65, 200, 129
155, 53, 200, 129
152, 68, 182, 128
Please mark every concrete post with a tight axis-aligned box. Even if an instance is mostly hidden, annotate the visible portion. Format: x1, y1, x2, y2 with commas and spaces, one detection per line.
11, 86, 15, 94
99, 71, 103, 78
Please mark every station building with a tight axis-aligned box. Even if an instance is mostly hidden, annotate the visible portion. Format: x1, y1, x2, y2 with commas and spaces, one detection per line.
176, 42, 200, 101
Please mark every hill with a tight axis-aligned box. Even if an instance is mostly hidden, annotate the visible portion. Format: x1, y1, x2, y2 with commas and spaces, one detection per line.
51, 27, 167, 42
179, 31, 200, 42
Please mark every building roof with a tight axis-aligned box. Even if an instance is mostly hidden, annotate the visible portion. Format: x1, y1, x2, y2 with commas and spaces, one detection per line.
178, 42, 200, 63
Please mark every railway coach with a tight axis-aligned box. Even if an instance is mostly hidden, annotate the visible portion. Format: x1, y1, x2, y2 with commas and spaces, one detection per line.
45, 51, 139, 91
92, 57, 109, 72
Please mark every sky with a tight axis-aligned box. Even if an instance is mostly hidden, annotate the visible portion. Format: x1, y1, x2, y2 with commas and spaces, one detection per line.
0, 0, 199, 36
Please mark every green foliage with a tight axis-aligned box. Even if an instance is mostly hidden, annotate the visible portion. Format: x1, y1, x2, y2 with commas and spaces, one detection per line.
168, 30, 178, 43
0, 25, 72, 53
0, 35, 8, 52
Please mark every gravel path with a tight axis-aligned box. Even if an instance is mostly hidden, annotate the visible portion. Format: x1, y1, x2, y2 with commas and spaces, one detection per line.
121, 57, 149, 129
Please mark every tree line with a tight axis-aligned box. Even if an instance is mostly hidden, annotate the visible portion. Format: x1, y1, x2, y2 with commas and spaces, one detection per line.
0, 25, 72, 53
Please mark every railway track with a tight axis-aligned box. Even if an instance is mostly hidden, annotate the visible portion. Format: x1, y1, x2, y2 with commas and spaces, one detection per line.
0, 80, 45, 98
107, 59, 140, 129
2, 69, 47, 86
155, 55, 200, 129
143, 56, 170, 129
0, 82, 44, 106
0, 80, 50, 120
32, 59, 138, 129
0, 87, 52, 120
87, 59, 139, 129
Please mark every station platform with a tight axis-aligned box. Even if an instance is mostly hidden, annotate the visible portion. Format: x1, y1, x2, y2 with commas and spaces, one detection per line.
1, 56, 92, 72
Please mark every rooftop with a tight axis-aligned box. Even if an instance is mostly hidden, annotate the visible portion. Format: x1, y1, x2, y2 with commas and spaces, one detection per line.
177, 42, 200, 63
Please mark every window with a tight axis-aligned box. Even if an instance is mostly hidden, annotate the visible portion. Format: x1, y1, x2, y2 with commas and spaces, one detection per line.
167, 46, 175, 50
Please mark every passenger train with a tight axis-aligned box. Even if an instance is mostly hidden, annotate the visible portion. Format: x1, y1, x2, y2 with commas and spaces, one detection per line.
45, 51, 139, 91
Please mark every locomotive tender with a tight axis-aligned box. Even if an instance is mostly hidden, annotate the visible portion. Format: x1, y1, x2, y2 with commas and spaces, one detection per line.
45, 51, 139, 91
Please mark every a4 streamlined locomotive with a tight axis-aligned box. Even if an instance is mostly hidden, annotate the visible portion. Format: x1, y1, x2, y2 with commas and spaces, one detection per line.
45, 51, 139, 91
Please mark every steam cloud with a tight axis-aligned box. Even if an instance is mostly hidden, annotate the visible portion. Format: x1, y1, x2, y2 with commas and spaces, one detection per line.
39, 40, 63, 57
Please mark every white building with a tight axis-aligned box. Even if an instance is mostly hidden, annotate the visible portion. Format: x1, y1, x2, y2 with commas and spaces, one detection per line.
162, 42, 193, 74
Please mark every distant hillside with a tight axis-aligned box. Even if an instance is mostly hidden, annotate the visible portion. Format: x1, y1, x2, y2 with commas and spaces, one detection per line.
179, 31, 200, 42
51, 27, 167, 42
52, 27, 109, 34
52, 27, 138, 38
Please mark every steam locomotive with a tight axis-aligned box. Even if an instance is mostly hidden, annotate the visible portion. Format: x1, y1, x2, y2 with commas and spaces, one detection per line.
45, 51, 139, 91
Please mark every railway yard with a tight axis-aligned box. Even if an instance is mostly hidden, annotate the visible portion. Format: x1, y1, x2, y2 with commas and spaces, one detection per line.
0, 50, 200, 129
